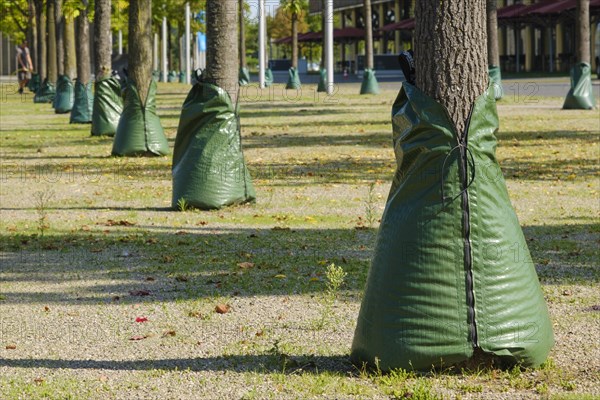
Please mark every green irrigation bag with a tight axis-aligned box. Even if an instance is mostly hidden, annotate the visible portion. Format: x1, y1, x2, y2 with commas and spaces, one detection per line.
70, 80, 94, 123
153, 70, 160, 81
168, 71, 178, 83
34, 78, 56, 103
53, 75, 74, 114
488, 65, 503, 100
265, 68, 274, 87
179, 71, 186, 83
239, 67, 251, 86
360, 68, 380, 95
317, 69, 327, 93
28, 73, 40, 93
351, 83, 554, 372
286, 67, 301, 89
172, 81, 256, 210
563, 62, 596, 110
112, 79, 169, 156
91, 75, 124, 136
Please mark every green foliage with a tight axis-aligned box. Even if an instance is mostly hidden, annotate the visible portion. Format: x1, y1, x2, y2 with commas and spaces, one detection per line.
0, 0, 28, 40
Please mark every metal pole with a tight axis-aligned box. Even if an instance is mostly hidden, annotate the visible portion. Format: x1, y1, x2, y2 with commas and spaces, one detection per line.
153, 33, 158, 71
118, 30, 123, 55
162, 17, 168, 82
325, 0, 334, 95
0, 32, 4, 76
259, 0, 266, 88
185, 2, 191, 84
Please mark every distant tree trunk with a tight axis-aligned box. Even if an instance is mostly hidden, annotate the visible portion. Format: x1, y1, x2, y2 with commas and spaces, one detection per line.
64, 17, 77, 79
35, 0, 46, 80
320, 0, 325, 69
291, 6, 298, 68
576, 0, 590, 63
76, 2, 91, 84
206, 0, 239, 104
55, 0, 64, 76
415, 0, 488, 135
128, 0, 153, 105
487, 0, 499, 67
167, 20, 173, 71
28, 0, 38, 71
239, 0, 246, 67
94, 0, 112, 77
363, 0, 374, 70
47, 0, 57, 83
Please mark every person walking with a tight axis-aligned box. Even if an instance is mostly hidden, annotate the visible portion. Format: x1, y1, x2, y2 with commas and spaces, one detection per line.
16, 40, 34, 94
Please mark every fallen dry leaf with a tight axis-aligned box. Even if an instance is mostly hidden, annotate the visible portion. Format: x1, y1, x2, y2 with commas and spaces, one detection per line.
44, 306, 50, 312
215, 304, 231, 314
175, 275, 189, 282
162, 330, 176, 337
5, 344, 16, 350
129, 335, 148, 341
105, 219, 135, 226
99, 375, 109, 382
135, 317, 148, 323
237, 262, 255, 269
33, 377, 44, 384
129, 290, 151, 297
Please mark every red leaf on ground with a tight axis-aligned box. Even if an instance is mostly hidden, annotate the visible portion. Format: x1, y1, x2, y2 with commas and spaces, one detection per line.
215, 304, 231, 314
135, 317, 148, 323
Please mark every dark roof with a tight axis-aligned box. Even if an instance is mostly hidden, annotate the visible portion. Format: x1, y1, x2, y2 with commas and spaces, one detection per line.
380, 18, 415, 32
274, 27, 376, 45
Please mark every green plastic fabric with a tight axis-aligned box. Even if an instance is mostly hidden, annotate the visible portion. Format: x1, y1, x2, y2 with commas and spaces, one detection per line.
179, 71, 186, 83
360, 69, 380, 95
239, 67, 251, 86
265, 68, 273, 87
112, 79, 169, 156
91, 76, 124, 136
53, 75, 74, 114
317, 69, 327, 92
28, 73, 40, 93
563, 62, 596, 110
172, 82, 256, 210
153, 70, 160, 81
488, 66, 503, 100
286, 67, 301, 89
33, 79, 56, 103
168, 71, 178, 83
70, 80, 94, 123
351, 83, 554, 372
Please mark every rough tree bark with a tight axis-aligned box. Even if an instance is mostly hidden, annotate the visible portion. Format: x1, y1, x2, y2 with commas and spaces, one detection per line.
64, 16, 77, 79
576, 0, 590, 63
239, 0, 246, 67
28, 0, 38, 71
128, 0, 153, 105
415, 0, 488, 135
94, 0, 112, 77
47, 0, 57, 83
487, 0, 499, 67
363, 0, 374, 70
55, 0, 64, 76
76, 1, 91, 84
35, 0, 46, 80
291, 2, 298, 69
205, 0, 239, 104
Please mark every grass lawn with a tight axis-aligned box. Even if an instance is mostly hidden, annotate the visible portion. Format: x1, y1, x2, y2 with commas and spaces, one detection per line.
0, 81, 599, 399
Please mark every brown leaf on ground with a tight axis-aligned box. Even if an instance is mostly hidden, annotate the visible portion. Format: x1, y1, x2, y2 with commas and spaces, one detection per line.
5, 344, 16, 350
129, 335, 148, 341
162, 255, 174, 263
237, 262, 255, 269
104, 219, 135, 226
215, 304, 231, 314
33, 377, 44, 384
44, 306, 50, 312
162, 330, 176, 337
129, 290, 151, 297
175, 275, 189, 282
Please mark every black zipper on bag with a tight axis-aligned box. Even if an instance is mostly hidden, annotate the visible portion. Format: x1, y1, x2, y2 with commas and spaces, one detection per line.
459, 108, 478, 347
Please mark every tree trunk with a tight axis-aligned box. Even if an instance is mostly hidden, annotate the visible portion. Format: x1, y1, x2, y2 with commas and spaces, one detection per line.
128, 0, 153, 105
486, 0, 499, 67
94, 0, 112, 77
64, 17, 76, 79
415, 0, 488, 135
576, 0, 590, 63
35, 0, 46, 80
206, 0, 239, 104
291, 9, 298, 68
363, 0, 374, 70
239, 0, 246, 67
55, 0, 64, 76
76, 2, 91, 84
29, 0, 38, 72
47, 0, 57, 83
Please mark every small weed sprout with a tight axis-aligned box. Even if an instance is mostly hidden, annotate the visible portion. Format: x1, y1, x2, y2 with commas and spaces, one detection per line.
177, 197, 189, 212
314, 263, 347, 330
34, 190, 54, 236
364, 182, 377, 228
